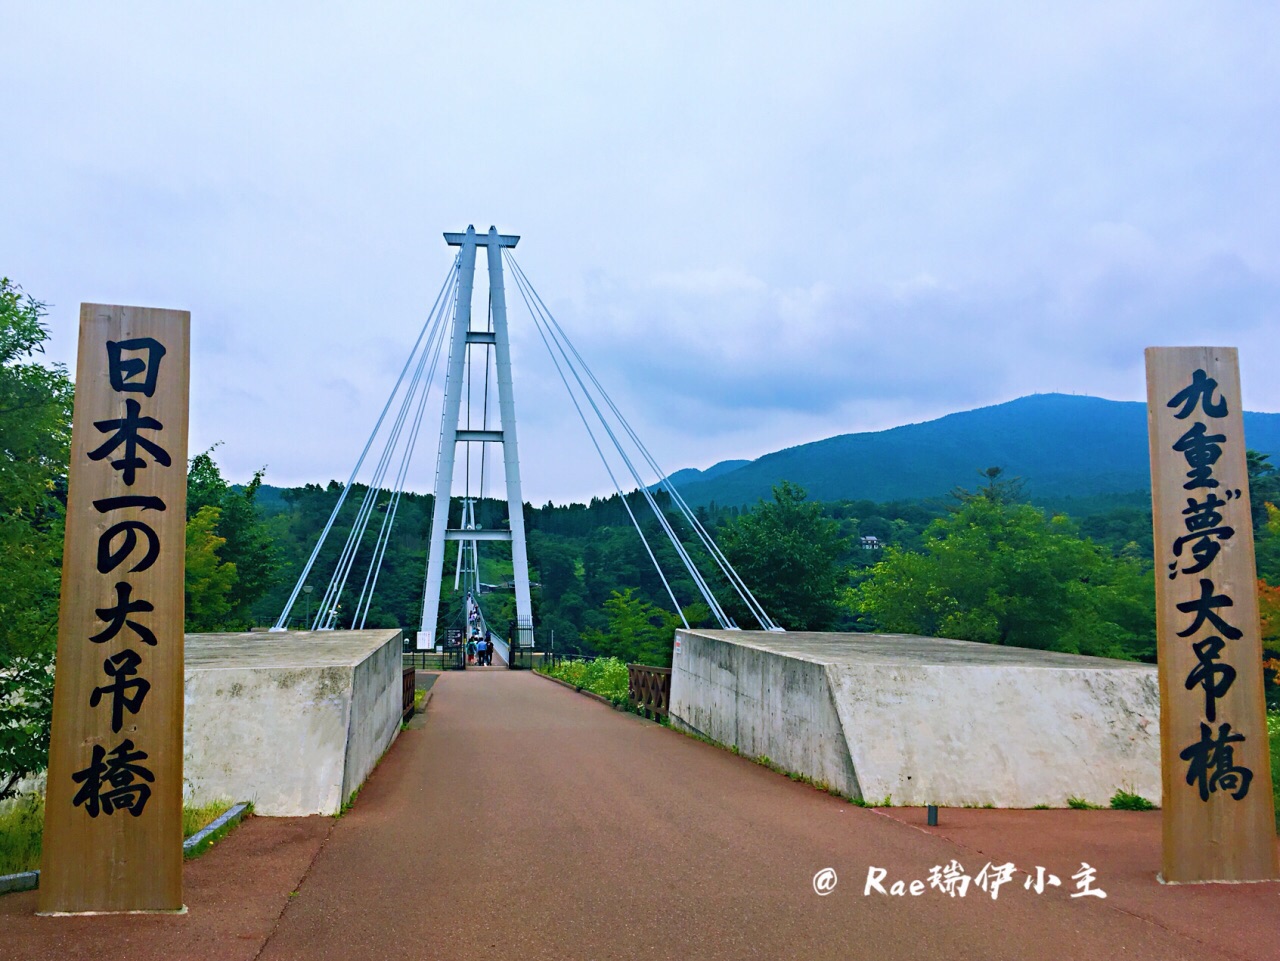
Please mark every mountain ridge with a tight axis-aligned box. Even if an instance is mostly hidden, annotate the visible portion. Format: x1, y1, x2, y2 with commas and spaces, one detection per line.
668, 393, 1280, 508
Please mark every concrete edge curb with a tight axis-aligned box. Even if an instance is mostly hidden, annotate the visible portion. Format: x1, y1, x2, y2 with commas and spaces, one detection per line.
184, 800, 252, 852
0, 869, 38, 896
0, 800, 252, 896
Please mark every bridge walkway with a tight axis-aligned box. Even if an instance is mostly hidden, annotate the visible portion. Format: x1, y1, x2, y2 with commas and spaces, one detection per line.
254, 670, 1214, 961
3, 669, 1270, 960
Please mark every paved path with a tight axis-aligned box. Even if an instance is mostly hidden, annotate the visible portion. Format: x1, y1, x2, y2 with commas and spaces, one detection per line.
5, 669, 1279, 960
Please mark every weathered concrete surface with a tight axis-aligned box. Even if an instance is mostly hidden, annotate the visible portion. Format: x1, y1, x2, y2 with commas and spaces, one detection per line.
184, 630, 403, 815
670, 630, 1160, 807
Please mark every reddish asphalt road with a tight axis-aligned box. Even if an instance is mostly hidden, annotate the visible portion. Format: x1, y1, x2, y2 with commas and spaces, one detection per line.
5, 669, 1279, 960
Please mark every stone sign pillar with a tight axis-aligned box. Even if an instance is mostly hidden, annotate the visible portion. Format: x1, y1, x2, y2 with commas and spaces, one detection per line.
39, 305, 189, 914
1145, 346, 1278, 883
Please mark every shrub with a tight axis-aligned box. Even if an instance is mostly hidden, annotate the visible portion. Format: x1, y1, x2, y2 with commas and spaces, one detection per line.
541, 657, 630, 703
582, 657, 628, 702
1109, 790, 1156, 811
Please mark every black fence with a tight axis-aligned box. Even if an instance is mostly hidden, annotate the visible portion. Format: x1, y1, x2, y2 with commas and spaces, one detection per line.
539, 651, 600, 670
402, 646, 466, 671
400, 625, 603, 672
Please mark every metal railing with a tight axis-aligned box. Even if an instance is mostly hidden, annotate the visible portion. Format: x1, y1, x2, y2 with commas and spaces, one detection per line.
401, 647, 465, 671
507, 647, 551, 671
538, 651, 600, 671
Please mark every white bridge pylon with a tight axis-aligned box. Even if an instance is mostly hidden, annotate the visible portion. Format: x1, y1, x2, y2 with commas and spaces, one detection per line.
418, 225, 532, 649
272, 224, 781, 639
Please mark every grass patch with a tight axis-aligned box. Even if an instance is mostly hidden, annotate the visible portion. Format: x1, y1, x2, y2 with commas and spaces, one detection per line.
413, 688, 426, 711
1110, 790, 1157, 811
183, 800, 233, 838
0, 797, 240, 875
1067, 796, 1101, 810
339, 785, 361, 817
184, 801, 251, 860
0, 797, 44, 876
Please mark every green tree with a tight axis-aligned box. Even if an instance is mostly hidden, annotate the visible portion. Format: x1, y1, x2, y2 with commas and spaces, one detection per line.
0, 654, 53, 799
949, 466, 1025, 506
185, 448, 277, 628
850, 493, 1154, 659
187, 446, 230, 517
1247, 450, 1280, 533
581, 587, 683, 666
0, 280, 72, 658
717, 481, 849, 631
185, 505, 238, 631
0, 279, 71, 795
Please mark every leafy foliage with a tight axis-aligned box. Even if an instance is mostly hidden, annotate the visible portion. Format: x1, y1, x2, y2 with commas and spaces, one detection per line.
1247, 452, 1280, 533
184, 449, 276, 630
581, 588, 682, 667
541, 656, 630, 703
850, 492, 1155, 659
717, 481, 849, 631
185, 505, 238, 631
0, 793, 44, 875
0, 279, 72, 659
1269, 711, 1280, 831
0, 649, 54, 800
0, 279, 68, 797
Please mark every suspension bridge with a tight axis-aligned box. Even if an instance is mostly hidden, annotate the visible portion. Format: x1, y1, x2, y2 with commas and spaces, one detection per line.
9, 228, 1274, 959
270, 225, 778, 650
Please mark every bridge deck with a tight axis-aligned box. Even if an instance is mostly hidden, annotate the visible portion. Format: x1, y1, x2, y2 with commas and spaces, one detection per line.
4, 670, 1275, 959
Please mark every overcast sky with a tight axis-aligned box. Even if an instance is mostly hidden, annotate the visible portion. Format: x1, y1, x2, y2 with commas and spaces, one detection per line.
4, 2, 1279, 504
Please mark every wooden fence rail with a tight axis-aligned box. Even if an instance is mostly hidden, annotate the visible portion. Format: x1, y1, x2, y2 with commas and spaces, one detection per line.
628, 664, 672, 719
402, 667, 416, 722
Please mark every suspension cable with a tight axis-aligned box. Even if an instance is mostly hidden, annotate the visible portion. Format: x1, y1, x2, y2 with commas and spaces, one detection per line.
315, 264, 459, 629
506, 253, 777, 632
353, 279, 455, 627
513, 268, 728, 626
506, 257, 690, 627
506, 254, 731, 626
274, 255, 459, 629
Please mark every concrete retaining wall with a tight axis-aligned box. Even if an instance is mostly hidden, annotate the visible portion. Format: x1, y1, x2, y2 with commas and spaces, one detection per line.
341, 635, 403, 801
184, 630, 403, 816
671, 633, 860, 798
670, 630, 1161, 808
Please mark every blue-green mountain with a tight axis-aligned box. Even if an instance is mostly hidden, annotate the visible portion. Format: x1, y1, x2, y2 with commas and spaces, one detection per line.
668, 393, 1280, 508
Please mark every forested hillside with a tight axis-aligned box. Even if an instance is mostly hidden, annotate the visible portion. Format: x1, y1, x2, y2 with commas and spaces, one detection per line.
670, 394, 1280, 507
239, 462, 1280, 664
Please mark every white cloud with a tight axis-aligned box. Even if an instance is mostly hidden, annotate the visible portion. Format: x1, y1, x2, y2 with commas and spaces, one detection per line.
2, 2, 1279, 502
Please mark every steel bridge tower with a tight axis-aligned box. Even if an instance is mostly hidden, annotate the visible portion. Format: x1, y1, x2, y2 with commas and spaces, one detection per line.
418, 226, 532, 648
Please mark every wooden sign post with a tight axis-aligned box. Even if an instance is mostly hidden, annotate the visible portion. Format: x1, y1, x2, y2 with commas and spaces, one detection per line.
1146, 347, 1278, 883
39, 305, 189, 914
